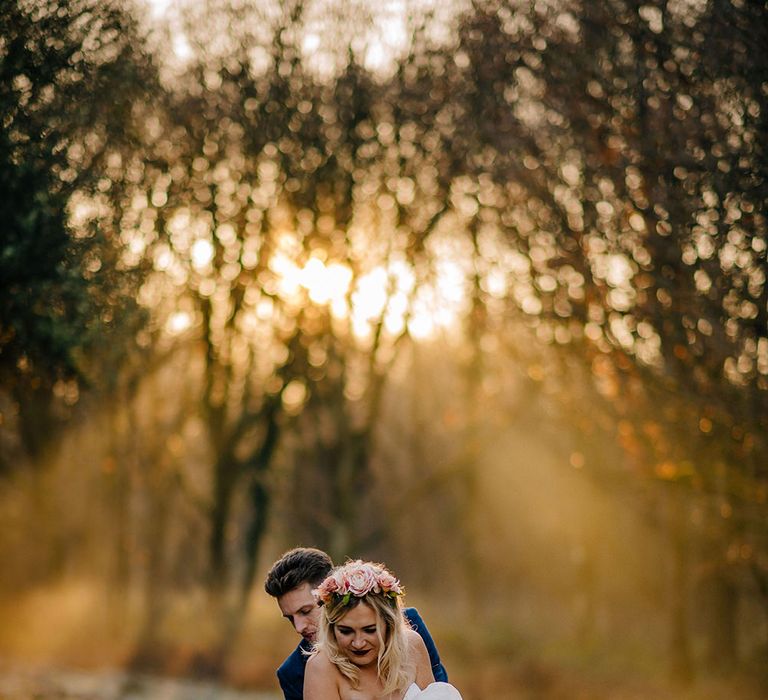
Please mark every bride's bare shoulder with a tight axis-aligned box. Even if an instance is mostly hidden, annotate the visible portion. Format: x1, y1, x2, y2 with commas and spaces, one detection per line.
405, 628, 433, 686
405, 626, 428, 650
305, 649, 340, 699
306, 648, 336, 673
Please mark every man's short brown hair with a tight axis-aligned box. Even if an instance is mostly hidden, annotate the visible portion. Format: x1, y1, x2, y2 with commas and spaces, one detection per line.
264, 547, 334, 598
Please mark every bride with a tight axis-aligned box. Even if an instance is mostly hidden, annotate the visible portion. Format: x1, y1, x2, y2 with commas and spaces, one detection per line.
304, 560, 462, 700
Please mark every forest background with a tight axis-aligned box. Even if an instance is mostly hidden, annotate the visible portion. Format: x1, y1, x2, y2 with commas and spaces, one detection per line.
1, 0, 767, 698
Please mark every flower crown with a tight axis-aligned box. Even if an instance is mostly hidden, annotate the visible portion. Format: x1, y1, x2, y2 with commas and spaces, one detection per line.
313, 560, 404, 606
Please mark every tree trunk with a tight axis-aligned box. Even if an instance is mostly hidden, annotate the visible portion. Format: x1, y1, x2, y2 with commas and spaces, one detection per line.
208, 457, 237, 592
130, 460, 171, 670
705, 568, 738, 671
669, 492, 693, 684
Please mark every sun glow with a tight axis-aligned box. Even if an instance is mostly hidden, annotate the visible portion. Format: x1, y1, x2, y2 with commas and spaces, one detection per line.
301, 258, 353, 306
262, 248, 463, 341
166, 310, 192, 334
191, 239, 214, 269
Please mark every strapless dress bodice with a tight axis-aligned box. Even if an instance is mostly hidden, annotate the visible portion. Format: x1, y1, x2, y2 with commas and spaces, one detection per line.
403, 682, 463, 700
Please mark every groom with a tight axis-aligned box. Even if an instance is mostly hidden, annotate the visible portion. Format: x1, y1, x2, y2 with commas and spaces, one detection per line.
264, 547, 448, 700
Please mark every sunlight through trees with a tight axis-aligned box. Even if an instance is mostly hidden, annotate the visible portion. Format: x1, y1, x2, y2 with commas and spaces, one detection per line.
1, 0, 766, 692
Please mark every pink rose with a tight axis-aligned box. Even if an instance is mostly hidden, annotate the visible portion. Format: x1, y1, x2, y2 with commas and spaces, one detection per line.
377, 571, 402, 595
315, 574, 342, 603
331, 569, 349, 594
345, 562, 378, 597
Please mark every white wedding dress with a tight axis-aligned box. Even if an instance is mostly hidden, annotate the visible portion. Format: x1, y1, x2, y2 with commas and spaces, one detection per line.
403, 682, 463, 699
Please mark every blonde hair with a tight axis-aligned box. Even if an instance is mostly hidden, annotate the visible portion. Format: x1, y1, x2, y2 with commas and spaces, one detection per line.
315, 569, 410, 695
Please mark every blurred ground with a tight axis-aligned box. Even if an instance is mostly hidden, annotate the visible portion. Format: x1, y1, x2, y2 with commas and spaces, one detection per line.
0, 583, 765, 700
0, 657, 764, 700
0, 660, 279, 700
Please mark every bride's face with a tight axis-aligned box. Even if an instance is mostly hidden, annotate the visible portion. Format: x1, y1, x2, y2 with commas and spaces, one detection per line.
333, 601, 381, 667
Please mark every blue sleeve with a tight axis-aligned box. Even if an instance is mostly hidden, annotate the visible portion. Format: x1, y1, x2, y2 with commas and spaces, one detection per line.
404, 607, 448, 683
276, 667, 303, 700
276, 645, 307, 700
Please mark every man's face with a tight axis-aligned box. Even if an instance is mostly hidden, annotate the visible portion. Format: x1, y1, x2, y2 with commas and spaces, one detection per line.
277, 582, 321, 643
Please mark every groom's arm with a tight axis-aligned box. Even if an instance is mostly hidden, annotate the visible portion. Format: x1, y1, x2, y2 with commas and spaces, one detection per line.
277, 669, 303, 700
276, 645, 307, 700
404, 607, 448, 682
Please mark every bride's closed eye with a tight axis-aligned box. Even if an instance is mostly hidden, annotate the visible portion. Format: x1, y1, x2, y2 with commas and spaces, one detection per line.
337, 625, 377, 635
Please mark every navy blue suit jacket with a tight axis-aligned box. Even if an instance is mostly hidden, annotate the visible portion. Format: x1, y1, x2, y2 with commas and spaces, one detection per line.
276, 607, 447, 700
